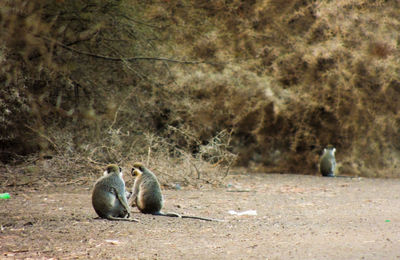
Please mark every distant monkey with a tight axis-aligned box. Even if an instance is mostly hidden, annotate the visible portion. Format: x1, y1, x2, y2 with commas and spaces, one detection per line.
319, 146, 336, 177
92, 164, 138, 222
130, 163, 222, 222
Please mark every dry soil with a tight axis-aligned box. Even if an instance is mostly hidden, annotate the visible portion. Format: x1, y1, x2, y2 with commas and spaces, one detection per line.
1, 172, 400, 259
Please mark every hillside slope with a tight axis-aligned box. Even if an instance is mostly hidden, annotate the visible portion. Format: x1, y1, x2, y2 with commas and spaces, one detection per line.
1, 0, 400, 177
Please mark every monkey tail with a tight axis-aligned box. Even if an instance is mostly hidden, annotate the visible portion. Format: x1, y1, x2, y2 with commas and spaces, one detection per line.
153, 211, 182, 218
153, 212, 224, 221
181, 215, 224, 222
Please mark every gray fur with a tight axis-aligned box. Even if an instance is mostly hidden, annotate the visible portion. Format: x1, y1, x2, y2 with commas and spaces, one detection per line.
320, 147, 336, 177
92, 165, 138, 222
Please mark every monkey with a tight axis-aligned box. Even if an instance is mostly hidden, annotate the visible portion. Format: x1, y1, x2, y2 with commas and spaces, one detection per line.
92, 164, 138, 222
129, 162, 222, 222
319, 146, 358, 178
319, 146, 336, 177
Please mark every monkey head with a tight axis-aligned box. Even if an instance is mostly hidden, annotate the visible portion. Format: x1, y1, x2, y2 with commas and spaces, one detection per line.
323, 146, 336, 156
104, 164, 122, 176
131, 169, 143, 177
132, 162, 145, 172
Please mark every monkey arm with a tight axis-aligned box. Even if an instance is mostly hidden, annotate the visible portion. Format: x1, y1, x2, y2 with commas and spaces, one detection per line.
331, 159, 336, 173
129, 180, 140, 207
112, 187, 131, 218
129, 195, 138, 207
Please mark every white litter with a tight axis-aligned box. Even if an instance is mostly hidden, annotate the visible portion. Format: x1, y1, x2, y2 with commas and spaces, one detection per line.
228, 210, 257, 216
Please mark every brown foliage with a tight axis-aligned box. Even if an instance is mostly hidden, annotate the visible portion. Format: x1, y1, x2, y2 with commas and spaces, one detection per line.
2, 0, 400, 179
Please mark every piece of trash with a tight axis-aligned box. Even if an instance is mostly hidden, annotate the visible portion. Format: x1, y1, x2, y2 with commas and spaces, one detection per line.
228, 210, 257, 216
174, 184, 181, 190
385, 220, 391, 222
0, 193, 10, 199
105, 239, 120, 245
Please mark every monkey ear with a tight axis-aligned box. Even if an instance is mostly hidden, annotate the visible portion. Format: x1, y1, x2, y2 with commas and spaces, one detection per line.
323, 148, 326, 154
332, 148, 336, 154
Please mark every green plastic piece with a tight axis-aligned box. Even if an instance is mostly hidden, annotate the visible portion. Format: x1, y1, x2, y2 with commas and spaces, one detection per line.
0, 193, 10, 199
385, 220, 391, 222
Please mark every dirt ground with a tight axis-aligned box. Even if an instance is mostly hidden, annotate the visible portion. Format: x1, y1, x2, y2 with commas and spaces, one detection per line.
1, 171, 400, 259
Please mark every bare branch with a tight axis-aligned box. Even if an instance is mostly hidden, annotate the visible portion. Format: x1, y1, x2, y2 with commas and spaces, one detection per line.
120, 14, 165, 29
48, 37, 219, 65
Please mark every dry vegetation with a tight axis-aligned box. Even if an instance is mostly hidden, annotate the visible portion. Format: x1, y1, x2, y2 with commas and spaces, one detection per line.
1, 0, 400, 182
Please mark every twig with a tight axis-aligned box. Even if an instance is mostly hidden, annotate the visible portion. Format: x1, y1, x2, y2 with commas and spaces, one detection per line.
24, 125, 60, 154
120, 14, 164, 29
51, 38, 218, 65
86, 157, 105, 166
11, 249, 29, 253
167, 125, 201, 145
107, 89, 136, 131
224, 160, 234, 178
146, 146, 151, 166
188, 160, 201, 179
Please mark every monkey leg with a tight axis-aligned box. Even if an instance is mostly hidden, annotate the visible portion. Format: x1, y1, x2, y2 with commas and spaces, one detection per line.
112, 187, 132, 217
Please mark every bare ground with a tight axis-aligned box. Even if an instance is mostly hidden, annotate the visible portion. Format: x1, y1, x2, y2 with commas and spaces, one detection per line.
1, 172, 400, 259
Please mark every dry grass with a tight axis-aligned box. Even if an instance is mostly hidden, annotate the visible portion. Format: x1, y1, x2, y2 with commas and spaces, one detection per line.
2, 0, 400, 179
